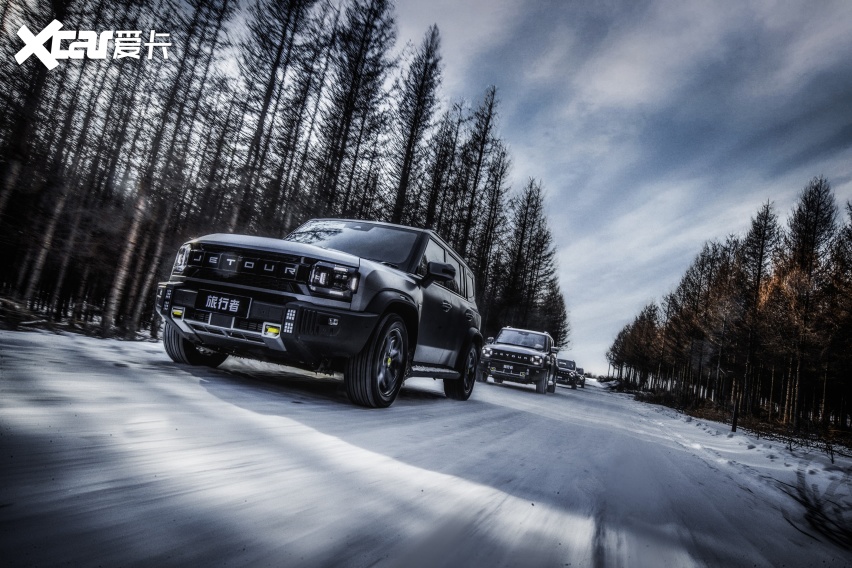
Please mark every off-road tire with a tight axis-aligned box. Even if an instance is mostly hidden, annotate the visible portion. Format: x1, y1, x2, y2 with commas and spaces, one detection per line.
163, 321, 228, 367
536, 377, 547, 394
444, 342, 478, 401
345, 313, 408, 408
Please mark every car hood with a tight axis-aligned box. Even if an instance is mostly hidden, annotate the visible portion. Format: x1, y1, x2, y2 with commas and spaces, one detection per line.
191, 233, 362, 267
488, 343, 547, 357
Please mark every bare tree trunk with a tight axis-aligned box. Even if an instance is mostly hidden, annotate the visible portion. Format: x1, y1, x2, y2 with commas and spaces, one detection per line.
768, 365, 775, 423
102, 195, 146, 334
22, 190, 69, 303
129, 206, 174, 332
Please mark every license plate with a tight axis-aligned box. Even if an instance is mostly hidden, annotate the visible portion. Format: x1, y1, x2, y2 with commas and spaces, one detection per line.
502, 364, 514, 372
196, 290, 250, 317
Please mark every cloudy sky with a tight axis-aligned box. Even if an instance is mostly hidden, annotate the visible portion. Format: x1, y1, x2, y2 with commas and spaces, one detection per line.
394, 0, 852, 374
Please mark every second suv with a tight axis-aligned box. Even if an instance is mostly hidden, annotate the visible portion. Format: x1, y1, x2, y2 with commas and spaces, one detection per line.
477, 327, 557, 394
555, 358, 578, 388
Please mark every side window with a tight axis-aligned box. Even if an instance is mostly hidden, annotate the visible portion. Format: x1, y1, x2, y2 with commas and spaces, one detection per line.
417, 239, 445, 276
443, 252, 462, 294
465, 271, 475, 301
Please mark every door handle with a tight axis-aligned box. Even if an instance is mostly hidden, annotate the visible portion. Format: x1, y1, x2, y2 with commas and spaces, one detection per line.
441, 301, 452, 312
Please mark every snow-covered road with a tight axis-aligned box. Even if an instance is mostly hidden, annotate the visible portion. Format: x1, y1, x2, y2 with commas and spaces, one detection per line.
1, 330, 850, 567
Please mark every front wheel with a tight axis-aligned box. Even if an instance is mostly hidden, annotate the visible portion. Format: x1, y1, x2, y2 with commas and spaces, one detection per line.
345, 314, 408, 408
444, 343, 478, 401
163, 321, 228, 367
535, 376, 547, 394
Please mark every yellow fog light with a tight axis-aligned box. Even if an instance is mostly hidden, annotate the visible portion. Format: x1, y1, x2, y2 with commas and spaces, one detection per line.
263, 324, 281, 338
172, 307, 184, 317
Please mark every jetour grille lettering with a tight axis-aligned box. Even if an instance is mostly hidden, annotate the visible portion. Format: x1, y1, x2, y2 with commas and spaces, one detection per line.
494, 351, 531, 363
185, 248, 317, 285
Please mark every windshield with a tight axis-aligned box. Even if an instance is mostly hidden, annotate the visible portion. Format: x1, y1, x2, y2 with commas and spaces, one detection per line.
494, 329, 548, 350
286, 220, 420, 267
557, 359, 575, 370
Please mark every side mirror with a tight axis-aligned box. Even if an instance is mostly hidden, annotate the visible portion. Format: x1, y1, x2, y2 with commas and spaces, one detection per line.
551, 347, 559, 354
486, 336, 494, 344
421, 261, 455, 287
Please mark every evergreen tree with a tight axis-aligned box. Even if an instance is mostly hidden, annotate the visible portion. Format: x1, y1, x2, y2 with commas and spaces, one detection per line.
389, 24, 441, 225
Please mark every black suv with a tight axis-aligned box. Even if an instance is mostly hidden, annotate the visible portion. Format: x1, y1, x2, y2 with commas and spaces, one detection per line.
477, 327, 557, 394
157, 219, 482, 408
555, 358, 579, 388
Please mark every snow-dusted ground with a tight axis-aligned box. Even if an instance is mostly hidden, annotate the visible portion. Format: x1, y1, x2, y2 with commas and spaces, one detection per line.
1, 329, 850, 567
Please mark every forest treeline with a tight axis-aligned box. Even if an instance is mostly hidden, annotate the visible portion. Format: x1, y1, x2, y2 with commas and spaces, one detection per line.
607, 177, 852, 436
0, 0, 569, 345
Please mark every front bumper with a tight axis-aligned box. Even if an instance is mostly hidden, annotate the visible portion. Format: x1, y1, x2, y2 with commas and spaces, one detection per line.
480, 358, 549, 384
555, 371, 576, 385
157, 281, 378, 367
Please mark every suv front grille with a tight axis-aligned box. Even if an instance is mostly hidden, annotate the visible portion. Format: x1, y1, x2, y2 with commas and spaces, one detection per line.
188, 269, 301, 293
184, 309, 210, 323
491, 350, 534, 364
234, 319, 263, 333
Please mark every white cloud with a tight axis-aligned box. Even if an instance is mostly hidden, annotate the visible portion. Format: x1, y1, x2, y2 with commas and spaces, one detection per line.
394, 0, 523, 102
569, 3, 733, 112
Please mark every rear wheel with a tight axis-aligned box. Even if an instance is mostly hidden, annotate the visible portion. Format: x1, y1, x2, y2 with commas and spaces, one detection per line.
444, 343, 478, 401
163, 321, 227, 367
345, 313, 408, 408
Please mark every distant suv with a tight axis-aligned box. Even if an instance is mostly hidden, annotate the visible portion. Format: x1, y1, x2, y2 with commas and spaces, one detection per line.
477, 327, 557, 394
157, 219, 482, 408
555, 358, 578, 388
575, 367, 586, 388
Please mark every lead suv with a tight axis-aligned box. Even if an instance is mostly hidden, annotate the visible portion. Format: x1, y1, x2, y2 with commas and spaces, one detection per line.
157, 219, 482, 408
477, 327, 557, 394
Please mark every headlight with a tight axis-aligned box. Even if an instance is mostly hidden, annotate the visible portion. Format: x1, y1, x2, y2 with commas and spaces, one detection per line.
482, 346, 493, 357
531, 355, 543, 365
172, 244, 191, 274
309, 262, 359, 299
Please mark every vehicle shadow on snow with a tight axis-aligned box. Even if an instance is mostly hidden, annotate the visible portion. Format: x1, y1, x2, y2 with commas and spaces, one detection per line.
194, 359, 583, 493
179, 358, 449, 407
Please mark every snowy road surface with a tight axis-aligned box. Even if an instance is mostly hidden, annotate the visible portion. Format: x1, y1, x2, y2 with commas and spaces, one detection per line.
1, 330, 850, 567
